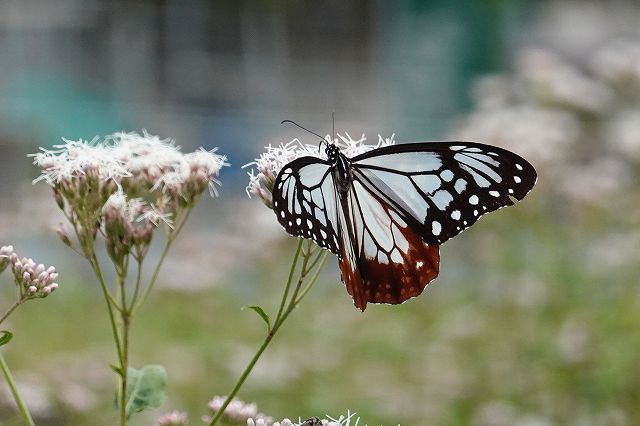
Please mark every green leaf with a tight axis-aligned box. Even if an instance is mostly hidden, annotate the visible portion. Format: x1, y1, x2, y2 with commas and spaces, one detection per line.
0, 331, 13, 347
243, 305, 271, 331
122, 364, 167, 418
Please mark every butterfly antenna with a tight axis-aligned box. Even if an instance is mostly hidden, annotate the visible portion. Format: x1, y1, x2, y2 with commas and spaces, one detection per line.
281, 120, 326, 142
332, 111, 335, 144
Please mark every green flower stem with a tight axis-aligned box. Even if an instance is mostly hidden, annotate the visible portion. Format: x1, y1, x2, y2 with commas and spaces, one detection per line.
118, 270, 130, 426
208, 238, 329, 426
131, 207, 193, 314
274, 238, 304, 325
0, 351, 35, 426
90, 254, 124, 367
0, 302, 21, 326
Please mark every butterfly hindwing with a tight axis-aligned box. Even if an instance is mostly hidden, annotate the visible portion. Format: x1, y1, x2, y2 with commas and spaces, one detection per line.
272, 157, 341, 255
338, 179, 440, 310
352, 141, 537, 245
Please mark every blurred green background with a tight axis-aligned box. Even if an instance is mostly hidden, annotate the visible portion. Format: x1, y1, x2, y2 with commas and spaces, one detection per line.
1, 0, 640, 424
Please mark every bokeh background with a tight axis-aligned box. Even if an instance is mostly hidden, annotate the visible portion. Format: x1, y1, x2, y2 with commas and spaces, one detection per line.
1, 0, 640, 424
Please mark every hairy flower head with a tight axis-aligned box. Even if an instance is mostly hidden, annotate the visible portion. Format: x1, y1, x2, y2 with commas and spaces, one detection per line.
31, 131, 226, 258
245, 132, 395, 208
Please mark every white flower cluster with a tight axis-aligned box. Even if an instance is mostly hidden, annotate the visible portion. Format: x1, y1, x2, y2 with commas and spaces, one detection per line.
247, 410, 361, 426
245, 133, 395, 208
206, 396, 273, 425
32, 130, 227, 201
0, 245, 59, 299
155, 410, 188, 426
32, 131, 226, 261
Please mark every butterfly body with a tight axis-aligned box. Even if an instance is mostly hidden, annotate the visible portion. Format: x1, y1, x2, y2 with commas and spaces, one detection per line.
272, 139, 536, 311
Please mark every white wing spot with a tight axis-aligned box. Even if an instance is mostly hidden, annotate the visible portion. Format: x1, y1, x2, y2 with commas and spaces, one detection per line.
296, 218, 302, 225
432, 221, 442, 236
274, 200, 278, 207
307, 219, 313, 229
416, 261, 424, 268
508, 188, 514, 194
390, 249, 403, 263
450, 145, 466, 151
469, 195, 479, 205
280, 211, 285, 218
516, 164, 523, 171
473, 210, 478, 216
440, 169, 454, 182
320, 229, 327, 239
288, 221, 292, 226
451, 210, 461, 220
454, 178, 467, 194
514, 176, 522, 183
489, 190, 500, 197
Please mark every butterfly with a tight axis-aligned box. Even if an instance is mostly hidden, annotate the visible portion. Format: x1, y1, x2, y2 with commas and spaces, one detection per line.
272, 132, 537, 311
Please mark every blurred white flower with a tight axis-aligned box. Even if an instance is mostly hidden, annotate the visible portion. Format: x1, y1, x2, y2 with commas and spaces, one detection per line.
590, 39, 640, 86
450, 105, 579, 166
245, 133, 394, 208
556, 317, 590, 363
206, 396, 272, 425
558, 158, 629, 205
517, 48, 613, 113
608, 109, 640, 160
155, 410, 188, 425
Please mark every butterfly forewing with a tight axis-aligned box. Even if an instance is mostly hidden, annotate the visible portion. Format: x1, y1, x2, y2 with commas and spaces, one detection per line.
272, 157, 341, 254
352, 142, 537, 245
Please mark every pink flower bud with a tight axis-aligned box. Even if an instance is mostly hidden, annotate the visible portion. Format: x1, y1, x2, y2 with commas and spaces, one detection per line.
28, 286, 37, 294
35, 264, 45, 275
23, 271, 31, 282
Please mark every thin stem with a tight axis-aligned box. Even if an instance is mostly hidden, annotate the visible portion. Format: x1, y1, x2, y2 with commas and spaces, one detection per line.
274, 238, 304, 325
0, 302, 21, 326
208, 238, 328, 426
132, 208, 192, 314
117, 269, 130, 426
295, 252, 330, 304
128, 257, 144, 312
0, 352, 35, 426
90, 254, 124, 366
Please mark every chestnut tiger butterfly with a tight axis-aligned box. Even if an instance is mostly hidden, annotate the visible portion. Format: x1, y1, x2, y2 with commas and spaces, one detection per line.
272, 122, 537, 311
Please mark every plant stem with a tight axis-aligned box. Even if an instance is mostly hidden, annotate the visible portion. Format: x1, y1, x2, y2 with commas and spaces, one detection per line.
0, 302, 21, 326
118, 271, 130, 426
208, 239, 328, 426
274, 238, 304, 325
90, 254, 124, 366
0, 351, 35, 426
132, 207, 192, 314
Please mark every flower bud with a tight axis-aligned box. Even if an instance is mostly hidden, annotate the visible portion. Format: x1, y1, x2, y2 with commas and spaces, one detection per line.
53, 188, 65, 210
56, 223, 72, 248
28, 286, 37, 294
35, 264, 45, 276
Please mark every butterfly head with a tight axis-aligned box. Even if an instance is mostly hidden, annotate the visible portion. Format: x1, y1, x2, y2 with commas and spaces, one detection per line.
325, 143, 340, 164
